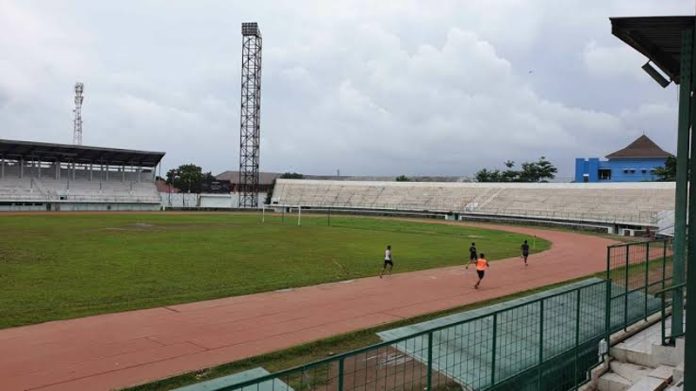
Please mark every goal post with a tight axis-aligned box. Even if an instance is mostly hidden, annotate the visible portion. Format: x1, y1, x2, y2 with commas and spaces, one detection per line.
259, 204, 302, 225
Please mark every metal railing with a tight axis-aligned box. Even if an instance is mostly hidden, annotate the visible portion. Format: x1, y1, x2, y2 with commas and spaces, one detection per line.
655, 282, 687, 345
213, 281, 608, 391
606, 239, 673, 337
466, 207, 658, 226
198, 284, 668, 390
271, 199, 659, 226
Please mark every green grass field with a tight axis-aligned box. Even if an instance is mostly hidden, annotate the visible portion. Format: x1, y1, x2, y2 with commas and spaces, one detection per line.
0, 212, 549, 329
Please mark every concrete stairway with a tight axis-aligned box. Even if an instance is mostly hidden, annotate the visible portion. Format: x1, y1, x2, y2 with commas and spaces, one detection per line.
597, 333, 684, 391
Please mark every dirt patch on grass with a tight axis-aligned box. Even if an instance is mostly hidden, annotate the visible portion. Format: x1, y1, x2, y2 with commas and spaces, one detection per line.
104, 223, 160, 232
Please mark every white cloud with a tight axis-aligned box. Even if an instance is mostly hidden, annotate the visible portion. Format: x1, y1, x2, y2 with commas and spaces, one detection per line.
583, 41, 648, 80
0, 0, 691, 179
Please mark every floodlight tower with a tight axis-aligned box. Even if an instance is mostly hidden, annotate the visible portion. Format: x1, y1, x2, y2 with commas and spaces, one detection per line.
73, 82, 84, 145
238, 22, 262, 208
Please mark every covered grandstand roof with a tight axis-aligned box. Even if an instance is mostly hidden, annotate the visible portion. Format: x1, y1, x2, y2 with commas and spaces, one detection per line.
611, 16, 694, 84
605, 135, 673, 159
0, 139, 165, 166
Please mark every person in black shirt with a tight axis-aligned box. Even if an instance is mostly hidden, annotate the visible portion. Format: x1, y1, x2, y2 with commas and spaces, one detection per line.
521, 240, 530, 266
467, 242, 477, 269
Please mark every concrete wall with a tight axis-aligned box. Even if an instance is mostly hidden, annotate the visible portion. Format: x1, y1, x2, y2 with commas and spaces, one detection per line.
575, 157, 667, 182
0, 202, 159, 212
159, 193, 269, 209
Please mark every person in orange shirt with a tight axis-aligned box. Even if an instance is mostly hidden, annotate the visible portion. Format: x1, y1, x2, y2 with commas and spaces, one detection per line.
474, 253, 490, 289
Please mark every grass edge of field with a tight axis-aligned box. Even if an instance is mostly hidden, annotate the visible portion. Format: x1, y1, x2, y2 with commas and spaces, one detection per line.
123, 272, 604, 391
0, 214, 552, 330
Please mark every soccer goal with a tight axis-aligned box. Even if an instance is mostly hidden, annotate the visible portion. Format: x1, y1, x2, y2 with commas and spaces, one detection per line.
260, 204, 304, 225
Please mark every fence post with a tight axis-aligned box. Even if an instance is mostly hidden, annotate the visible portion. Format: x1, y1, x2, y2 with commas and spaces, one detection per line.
575, 288, 581, 388
624, 246, 629, 330
491, 313, 498, 388
661, 292, 667, 345
605, 244, 612, 340
538, 300, 544, 390
661, 239, 670, 345
427, 332, 433, 391
644, 241, 650, 321
662, 240, 667, 292
338, 357, 344, 391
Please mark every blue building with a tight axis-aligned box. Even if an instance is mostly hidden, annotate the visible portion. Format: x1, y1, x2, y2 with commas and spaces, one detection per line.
575, 135, 672, 182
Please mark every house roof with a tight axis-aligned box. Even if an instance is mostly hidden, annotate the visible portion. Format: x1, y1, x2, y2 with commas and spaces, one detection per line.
606, 135, 673, 159
610, 16, 695, 84
155, 179, 179, 193
215, 171, 282, 185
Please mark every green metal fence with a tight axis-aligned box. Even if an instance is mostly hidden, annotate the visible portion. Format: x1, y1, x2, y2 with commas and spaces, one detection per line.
196, 239, 671, 391
605, 239, 673, 335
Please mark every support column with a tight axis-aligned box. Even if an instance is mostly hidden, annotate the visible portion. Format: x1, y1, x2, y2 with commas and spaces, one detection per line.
122, 164, 125, 182
56, 160, 59, 180
20, 158, 23, 178
1, 155, 4, 179
37, 159, 41, 178
684, 26, 696, 391
89, 163, 93, 182
72, 162, 75, 181
672, 29, 692, 340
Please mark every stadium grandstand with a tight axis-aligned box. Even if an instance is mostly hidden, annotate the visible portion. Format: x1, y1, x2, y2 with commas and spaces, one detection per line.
0, 139, 164, 211
271, 179, 675, 234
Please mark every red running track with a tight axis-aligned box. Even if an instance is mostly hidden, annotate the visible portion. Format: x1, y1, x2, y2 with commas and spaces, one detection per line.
0, 223, 616, 390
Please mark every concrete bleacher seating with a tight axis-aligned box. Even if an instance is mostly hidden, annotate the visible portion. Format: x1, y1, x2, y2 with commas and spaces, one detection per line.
0, 139, 164, 211
0, 174, 160, 210
271, 179, 675, 226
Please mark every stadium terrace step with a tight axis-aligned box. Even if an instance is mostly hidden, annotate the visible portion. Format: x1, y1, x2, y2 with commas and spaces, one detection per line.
610, 361, 654, 384
611, 333, 684, 368
626, 376, 668, 391
172, 367, 293, 391
666, 380, 684, 391
598, 372, 632, 391
598, 364, 674, 391
598, 319, 682, 391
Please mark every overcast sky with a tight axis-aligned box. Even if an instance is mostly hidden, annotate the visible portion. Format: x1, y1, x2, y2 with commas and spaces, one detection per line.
0, 1, 691, 179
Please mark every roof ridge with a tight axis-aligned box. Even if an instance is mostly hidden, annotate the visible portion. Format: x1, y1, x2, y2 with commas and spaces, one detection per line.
605, 135, 672, 159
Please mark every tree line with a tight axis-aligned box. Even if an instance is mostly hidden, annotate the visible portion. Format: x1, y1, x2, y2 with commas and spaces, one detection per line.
162, 165, 307, 194
165, 154, 673, 193
163, 164, 227, 193
474, 156, 558, 182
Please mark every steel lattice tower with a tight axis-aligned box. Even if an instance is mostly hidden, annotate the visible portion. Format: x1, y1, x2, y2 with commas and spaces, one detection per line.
73, 82, 84, 145
239, 22, 262, 208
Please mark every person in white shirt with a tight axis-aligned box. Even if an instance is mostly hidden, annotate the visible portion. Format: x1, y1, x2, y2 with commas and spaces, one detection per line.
380, 245, 393, 278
